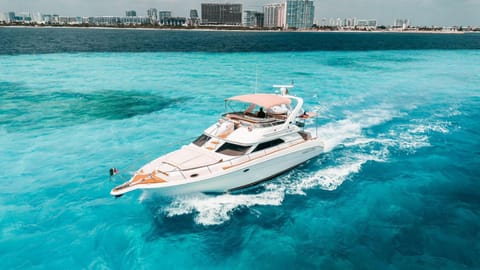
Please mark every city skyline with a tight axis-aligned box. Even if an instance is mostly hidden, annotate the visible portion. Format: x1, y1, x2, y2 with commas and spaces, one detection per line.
0, 0, 479, 26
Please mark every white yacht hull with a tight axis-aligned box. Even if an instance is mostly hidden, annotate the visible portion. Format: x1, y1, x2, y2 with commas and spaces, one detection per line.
135, 140, 323, 196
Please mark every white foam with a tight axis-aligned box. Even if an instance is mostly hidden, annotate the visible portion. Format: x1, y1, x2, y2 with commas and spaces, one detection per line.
312, 107, 400, 152
383, 117, 451, 153
162, 188, 284, 226
286, 157, 367, 195
399, 133, 430, 151
433, 105, 462, 118
409, 120, 450, 134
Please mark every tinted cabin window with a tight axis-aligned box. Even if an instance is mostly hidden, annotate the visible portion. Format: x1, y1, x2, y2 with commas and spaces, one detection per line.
252, 139, 285, 153
193, 134, 210, 147
216, 143, 251, 156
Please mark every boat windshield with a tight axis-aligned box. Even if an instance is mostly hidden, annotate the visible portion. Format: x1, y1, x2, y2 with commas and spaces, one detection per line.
252, 139, 285, 153
193, 134, 210, 147
216, 142, 251, 156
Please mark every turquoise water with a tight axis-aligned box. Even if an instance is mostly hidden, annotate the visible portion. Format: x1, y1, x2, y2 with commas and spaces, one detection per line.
1, 50, 479, 269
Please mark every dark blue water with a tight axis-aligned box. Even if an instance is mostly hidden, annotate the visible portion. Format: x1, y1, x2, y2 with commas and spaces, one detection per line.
1, 27, 480, 54
0, 28, 479, 269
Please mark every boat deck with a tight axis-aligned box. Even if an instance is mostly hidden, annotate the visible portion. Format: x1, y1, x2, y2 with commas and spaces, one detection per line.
223, 112, 286, 127
111, 171, 167, 193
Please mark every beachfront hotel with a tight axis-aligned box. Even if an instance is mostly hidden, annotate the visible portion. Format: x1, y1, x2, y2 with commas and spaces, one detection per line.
264, 0, 315, 30
285, 0, 315, 29
201, 3, 243, 25
264, 3, 286, 28
243, 10, 264, 28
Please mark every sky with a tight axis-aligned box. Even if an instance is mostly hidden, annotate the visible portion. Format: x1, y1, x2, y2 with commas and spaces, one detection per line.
0, 0, 479, 26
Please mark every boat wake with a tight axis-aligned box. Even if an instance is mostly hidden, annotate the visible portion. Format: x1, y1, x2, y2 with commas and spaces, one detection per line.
161, 188, 285, 226
151, 106, 450, 226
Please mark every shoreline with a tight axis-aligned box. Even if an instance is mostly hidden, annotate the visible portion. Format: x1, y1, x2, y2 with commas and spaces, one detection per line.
0, 24, 474, 34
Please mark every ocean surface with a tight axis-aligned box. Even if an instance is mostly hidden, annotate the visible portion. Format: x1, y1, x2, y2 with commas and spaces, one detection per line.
1, 28, 479, 269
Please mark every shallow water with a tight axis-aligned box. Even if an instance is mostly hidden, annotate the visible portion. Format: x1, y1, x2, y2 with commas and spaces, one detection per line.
1, 36, 479, 269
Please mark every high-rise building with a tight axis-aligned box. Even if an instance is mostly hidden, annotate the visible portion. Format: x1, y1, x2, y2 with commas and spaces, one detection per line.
343, 18, 356, 28
159, 11, 172, 20
263, 3, 286, 28
243, 11, 264, 28
264, 0, 314, 29
328, 18, 335, 27
189, 9, 200, 26
147, 8, 158, 22
160, 17, 187, 26
285, 0, 314, 29
201, 3, 242, 25
190, 9, 199, 19
42, 14, 53, 23
356, 19, 377, 29
32, 12, 43, 23
58, 16, 82, 25
243, 11, 256, 27
394, 19, 409, 29
7, 12, 16, 23
255, 12, 265, 28
16, 12, 32, 22
87, 16, 150, 26
125, 10, 136, 17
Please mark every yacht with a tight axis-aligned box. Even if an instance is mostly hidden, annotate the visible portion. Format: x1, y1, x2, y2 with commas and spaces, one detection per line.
111, 85, 324, 197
